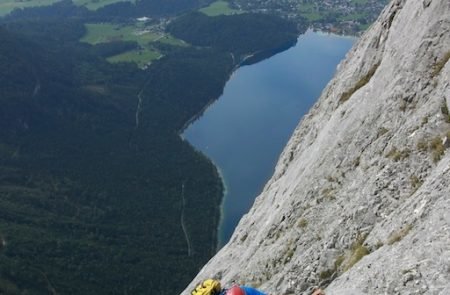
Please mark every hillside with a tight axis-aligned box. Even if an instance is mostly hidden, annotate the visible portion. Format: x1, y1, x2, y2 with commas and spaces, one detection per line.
0, 22, 226, 294
182, 0, 450, 294
0, 8, 301, 293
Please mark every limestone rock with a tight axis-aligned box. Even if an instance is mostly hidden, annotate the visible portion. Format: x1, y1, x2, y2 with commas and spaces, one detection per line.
182, 0, 450, 294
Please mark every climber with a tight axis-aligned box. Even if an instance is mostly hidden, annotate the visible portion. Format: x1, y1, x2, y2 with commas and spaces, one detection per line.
220, 285, 266, 295
311, 288, 325, 295
191, 279, 266, 295
192, 278, 324, 295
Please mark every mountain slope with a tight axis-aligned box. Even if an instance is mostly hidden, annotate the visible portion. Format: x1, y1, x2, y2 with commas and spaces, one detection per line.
0, 23, 226, 294
182, 0, 450, 294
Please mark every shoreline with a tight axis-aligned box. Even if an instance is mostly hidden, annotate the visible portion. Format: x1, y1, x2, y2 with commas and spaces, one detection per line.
312, 28, 358, 40
178, 136, 229, 252
213, 163, 228, 250
178, 36, 301, 252
179, 32, 303, 136
178, 67, 236, 136
177, 55, 237, 254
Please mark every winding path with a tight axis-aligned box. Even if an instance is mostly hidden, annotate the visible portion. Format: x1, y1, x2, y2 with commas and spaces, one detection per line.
180, 182, 193, 256
135, 89, 144, 129
32, 79, 41, 98
128, 79, 149, 150
35, 268, 58, 295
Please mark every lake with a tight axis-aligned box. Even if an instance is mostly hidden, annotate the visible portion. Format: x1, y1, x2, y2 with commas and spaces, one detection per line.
182, 30, 355, 246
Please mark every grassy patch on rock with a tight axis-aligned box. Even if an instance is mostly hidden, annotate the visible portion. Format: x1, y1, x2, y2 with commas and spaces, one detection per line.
342, 234, 370, 271
339, 62, 380, 104
431, 51, 450, 78
297, 218, 308, 229
441, 101, 450, 123
386, 146, 411, 162
429, 136, 445, 163
410, 175, 423, 191
344, 243, 370, 271
387, 224, 413, 245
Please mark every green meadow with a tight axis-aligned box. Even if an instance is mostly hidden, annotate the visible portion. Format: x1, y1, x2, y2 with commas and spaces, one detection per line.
0, 0, 60, 16
199, 0, 241, 16
80, 23, 161, 45
107, 49, 162, 67
0, 0, 134, 16
297, 2, 323, 21
72, 0, 134, 11
81, 22, 185, 67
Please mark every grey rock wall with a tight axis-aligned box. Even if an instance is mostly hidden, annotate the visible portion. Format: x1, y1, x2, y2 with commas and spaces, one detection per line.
182, 0, 450, 294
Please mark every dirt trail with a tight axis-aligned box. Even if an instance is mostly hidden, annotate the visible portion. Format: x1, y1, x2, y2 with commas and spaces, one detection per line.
180, 182, 193, 256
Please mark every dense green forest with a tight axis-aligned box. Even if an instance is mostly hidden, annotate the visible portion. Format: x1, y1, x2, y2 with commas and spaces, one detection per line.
5, 0, 90, 21
94, 0, 214, 18
0, 3, 299, 294
5, 0, 215, 21
167, 12, 300, 58
91, 41, 139, 58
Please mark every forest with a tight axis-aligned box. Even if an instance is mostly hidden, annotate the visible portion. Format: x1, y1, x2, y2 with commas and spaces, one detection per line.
167, 12, 300, 58
5, 0, 214, 21
0, 2, 300, 294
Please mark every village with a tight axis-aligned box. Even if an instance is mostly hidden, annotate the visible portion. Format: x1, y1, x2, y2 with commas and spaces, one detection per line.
230, 0, 388, 35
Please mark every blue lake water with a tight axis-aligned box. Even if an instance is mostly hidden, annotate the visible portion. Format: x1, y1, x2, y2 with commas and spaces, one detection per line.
183, 30, 355, 246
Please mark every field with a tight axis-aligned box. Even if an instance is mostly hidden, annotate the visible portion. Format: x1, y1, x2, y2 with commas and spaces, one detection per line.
297, 2, 323, 21
107, 49, 162, 67
80, 23, 161, 45
339, 11, 368, 21
81, 22, 185, 67
72, 0, 134, 11
199, 0, 241, 16
0, 0, 134, 16
351, 0, 369, 4
298, 2, 369, 24
0, 0, 60, 16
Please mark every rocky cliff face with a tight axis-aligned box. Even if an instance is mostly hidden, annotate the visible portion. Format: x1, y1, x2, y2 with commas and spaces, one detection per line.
183, 0, 450, 294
